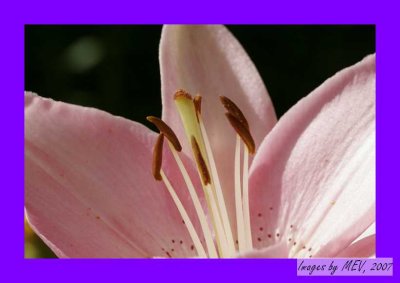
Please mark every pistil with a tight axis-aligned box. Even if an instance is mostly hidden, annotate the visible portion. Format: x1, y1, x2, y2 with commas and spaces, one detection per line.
174, 90, 232, 257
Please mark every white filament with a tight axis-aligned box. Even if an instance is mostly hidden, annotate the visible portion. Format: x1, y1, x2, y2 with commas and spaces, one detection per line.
242, 145, 253, 251
198, 117, 236, 256
167, 142, 218, 258
160, 169, 207, 258
235, 135, 246, 253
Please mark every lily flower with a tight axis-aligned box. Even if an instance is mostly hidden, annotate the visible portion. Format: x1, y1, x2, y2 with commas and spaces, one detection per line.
25, 25, 375, 258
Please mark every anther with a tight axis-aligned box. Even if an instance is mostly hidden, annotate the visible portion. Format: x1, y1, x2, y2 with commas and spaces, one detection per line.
191, 136, 211, 185
152, 133, 164, 181
146, 116, 182, 152
225, 112, 255, 154
193, 95, 202, 116
219, 96, 249, 130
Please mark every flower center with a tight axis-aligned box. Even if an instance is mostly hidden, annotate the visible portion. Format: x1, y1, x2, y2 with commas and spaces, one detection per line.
148, 89, 255, 258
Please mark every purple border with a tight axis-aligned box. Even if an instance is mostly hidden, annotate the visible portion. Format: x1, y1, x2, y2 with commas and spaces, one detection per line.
3, 0, 399, 282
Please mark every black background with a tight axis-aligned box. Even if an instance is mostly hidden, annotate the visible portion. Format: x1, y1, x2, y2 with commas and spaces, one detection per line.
25, 25, 375, 125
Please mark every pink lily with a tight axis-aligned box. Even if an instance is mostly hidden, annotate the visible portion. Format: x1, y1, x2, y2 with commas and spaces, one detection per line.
25, 25, 375, 258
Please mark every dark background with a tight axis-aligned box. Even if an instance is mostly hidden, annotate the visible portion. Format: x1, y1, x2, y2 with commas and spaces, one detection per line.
25, 25, 375, 120
24, 25, 375, 258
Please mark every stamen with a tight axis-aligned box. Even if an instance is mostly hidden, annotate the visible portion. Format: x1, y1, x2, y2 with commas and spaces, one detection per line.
242, 145, 253, 250
166, 141, 218, 258
146, 116, 182, 152
150, 131, 207, 258
191, 136, 211, 185
219, 96, 249, 130
234, 136, 246, 253
198, 110, 236, 256
152, 133, 164, 181
193, 95, 202, 119
160, 170, 207, 258
225, 112, 255, 154
218, 96, 255, 252
194, 95, 236, 256
204, 181, 231, 257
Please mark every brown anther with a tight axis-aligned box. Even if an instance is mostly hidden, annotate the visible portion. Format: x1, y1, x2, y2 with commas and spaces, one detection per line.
219, 96, 249, 130
193, 95, 202, 117
152, 133, 164, 181
174, 89, 193, 100
191, 136, 211, 185
146, 116, 182, 152
225, 112, 255, 154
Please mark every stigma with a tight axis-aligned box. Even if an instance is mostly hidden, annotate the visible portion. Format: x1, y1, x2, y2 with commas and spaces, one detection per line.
148, 89, 255, 258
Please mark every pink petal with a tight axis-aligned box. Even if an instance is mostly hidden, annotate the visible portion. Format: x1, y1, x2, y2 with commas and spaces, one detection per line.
336, 235, 375, 258
160, 25, 277, 235
25, 92, 202, 258
238, 241, 289, 258
353, 222, 375, 242
249, 55, 375, 258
